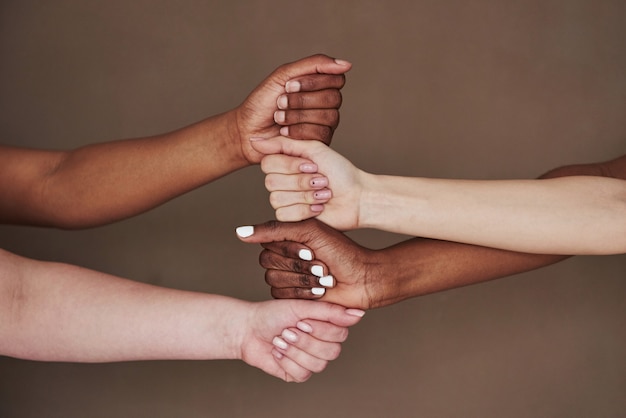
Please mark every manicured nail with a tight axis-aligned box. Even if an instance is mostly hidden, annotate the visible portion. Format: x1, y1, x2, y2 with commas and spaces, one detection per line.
314, 190, 332, 200
311, 204, 324, 213
280, 126, 289, 136
299, 163, 318, 173
272, 336, 288, 350
285, 80, 301, 93
346, 308, 366, 317
282, 329, 298, 343
296, 321, 313, 333
311, 287, 325, 296
311, 265, 324, 277
277, 95, 288, 109
274, 110, 286, 123
319, 275, 335, 288
236, 226, 254, 238
272, 349, 284, 359
310, 177, 328, 187
334, 58, 350, 66
299, 249, 313, 261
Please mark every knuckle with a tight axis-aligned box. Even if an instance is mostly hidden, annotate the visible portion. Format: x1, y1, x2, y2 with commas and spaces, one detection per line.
269, 192, 281, 209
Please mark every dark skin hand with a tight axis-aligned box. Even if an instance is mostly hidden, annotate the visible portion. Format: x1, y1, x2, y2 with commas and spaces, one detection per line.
0, 54, 350, 229
237, 154, 626, 310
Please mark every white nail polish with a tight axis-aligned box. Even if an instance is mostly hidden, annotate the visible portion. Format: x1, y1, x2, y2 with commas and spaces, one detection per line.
299, 249, 313, 261
319, 275, 335, 288
311, 287, 325, 296
282, 329, 298, 343
296, 321, 313, 333
272, 336, 288, 350
236, 226, 254, 238
311, 265, 324, 277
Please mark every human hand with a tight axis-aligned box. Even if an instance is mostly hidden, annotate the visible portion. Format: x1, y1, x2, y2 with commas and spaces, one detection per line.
240, 298, 364, 382
236, 219, 379, 310
234, 54, 351, 164
250, 136, 366, 230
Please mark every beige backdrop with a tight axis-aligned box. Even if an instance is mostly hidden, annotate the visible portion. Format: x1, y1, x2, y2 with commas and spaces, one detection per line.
1, 1, 624, 417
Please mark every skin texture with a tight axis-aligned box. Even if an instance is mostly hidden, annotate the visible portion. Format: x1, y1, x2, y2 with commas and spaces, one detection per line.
0, 248, 363, 382
0, 54, 350, 228
237, 154, 626, 310
0, 55, 365, 381
249, 136, 626, 255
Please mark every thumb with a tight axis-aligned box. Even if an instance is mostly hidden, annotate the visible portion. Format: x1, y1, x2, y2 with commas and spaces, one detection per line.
272, 54, 352, 84
235, 220, 312, 244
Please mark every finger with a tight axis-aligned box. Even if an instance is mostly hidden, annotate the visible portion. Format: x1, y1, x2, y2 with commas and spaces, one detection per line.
261, 154, 318, 175
277, 88, 342, 110
274, 109, 339, 127
271, 349, 314, 383
285, 74, 347, 93
265, 173, 329, 191
294, 320, 351, 343
271, 286, 325, 300
279, 327, 343, 361
276, 203, 324, 222
269, 190, 330, 209
279, 124, 334, 145
235, 218, 324, 245
265, 269, 335, 289
260, 241, 317, 262
272, 336, 330, 375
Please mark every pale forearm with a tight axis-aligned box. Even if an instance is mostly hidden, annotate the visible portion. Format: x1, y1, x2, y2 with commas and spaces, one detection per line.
360, 174, 626, 255
0, 249, 246, 362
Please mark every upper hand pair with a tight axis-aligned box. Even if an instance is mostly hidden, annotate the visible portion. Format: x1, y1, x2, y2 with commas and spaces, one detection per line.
236, 54, 351, 164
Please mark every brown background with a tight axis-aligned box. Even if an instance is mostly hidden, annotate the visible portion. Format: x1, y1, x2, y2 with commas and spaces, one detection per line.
1, 1, 625, 417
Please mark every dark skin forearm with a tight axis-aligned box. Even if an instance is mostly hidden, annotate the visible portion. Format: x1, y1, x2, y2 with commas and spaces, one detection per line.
238, 154, 625, 309
0, 54, 350, 229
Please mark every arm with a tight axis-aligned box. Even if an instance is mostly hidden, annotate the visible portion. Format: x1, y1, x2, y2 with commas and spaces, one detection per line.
0, 54, 351, 229
0, 248, 363, 382
235, 155, 626, 309
251, 137, 626, 255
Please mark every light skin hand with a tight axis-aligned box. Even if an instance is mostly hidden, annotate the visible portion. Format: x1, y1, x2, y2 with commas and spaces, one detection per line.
250, 136, 365, 230
241, 299, 364, 382
0, 248, 364, 382
236, 155, 626, 309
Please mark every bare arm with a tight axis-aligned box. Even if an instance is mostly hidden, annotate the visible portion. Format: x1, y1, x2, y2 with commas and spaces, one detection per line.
0, 55, 351, 229
236, 155, 626, 309
251, 137, 626, 255
0, 248, 363, 381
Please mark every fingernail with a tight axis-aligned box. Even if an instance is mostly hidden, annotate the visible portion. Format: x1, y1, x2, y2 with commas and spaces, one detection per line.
277, 95, 288, 110
249, 137, 266, 142
299, 163, 318, 173
280, 126, 289, 136
236, 225, 254, 237
314, 190, 332, 200
274, 110, 286, 123
296, 321, 313, 333
311, 287, 326, 296
272, 349, 284, 359
311, 204, 324, 213
310, 177, 328, 187
285, 80, 301, 93
311, 265, 324, 277
282, 329, 298, 343
346, 308, 366, 317
334, 58, 350, 66
272, 336, 289, 350
299, 249, 313, 261
319, 275, 335, 288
